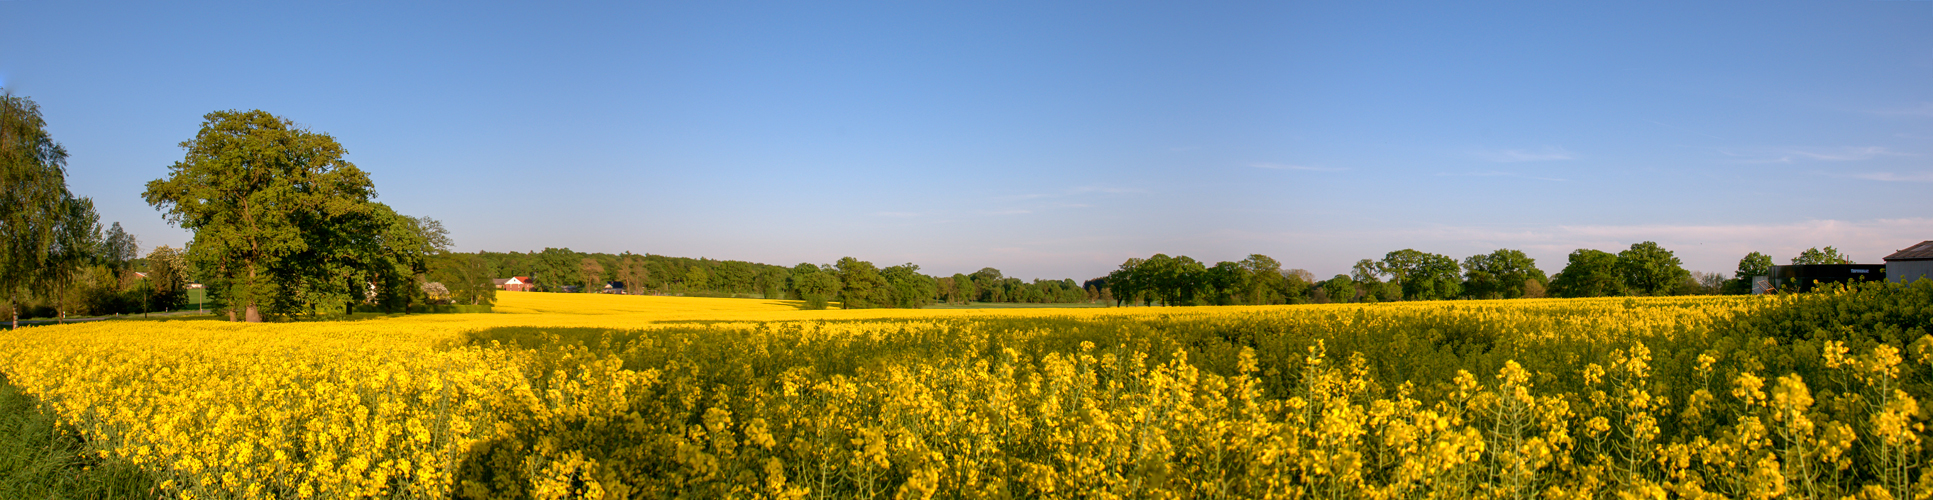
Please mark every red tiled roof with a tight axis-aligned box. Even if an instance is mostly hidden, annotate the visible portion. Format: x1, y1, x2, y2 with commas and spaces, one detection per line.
1884, 241, 1933, 261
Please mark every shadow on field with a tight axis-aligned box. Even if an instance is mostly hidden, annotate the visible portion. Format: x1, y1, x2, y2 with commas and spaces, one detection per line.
438, 314, 1522, 497
0, 374, 160, 499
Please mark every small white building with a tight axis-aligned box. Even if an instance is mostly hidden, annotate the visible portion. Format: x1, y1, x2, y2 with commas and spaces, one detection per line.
1883, 241, 1933, 285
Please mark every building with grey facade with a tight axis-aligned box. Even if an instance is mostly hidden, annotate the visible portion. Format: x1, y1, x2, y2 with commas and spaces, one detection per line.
1885, 241, 1933, 285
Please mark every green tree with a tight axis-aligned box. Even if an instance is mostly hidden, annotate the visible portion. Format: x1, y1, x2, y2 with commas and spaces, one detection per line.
530, 248, 580, 292
430, 253, 497, 306
1282, 269, 1315, 303
1236, 254, 1286, 305
46, 197, 102, 322
755, 265, 790, 300
1617, 241, 1689, 296
1723, 251, 1774, 294
1139, 254, 1205, 306
790, 264, 840, 310
2, 91, 100, 328
580, 257, 606, 293
144, 245, 188, 312
881, 263, 937, 308
1549, 249, 1625, 297
683, 266, 710, 292
947, 273, 975, 304
1106, 259, 1145, 307
1792, 246, 1854, 265
610, 254, 650, 296
144, 110, 386, 322
100, 222, 137, 280
1461, 249, 1547, 299
1202, 261, 1248, 305
363, 210, 447, 314
1350, 259, 1384, 284
715, 261, 756, 294
1318, 274, 1356, 303
970, 267, 1004, 302
1380, 249, 1462, 301
937, 276, 958, 304
835, 257, 889, 309
1348, 259, 1398, 303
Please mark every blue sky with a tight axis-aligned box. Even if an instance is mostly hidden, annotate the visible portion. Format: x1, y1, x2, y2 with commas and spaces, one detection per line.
4, 1, 1930, 280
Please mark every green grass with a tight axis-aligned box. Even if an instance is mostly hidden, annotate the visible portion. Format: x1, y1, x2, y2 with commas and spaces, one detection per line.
0, 375, 156, 499
920, 301, 1112, 309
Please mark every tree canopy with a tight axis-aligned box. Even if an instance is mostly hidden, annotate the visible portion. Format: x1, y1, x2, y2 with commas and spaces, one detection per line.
144, 110, 432, 321
1722, 251, 1775, 294
1380, 249, 1463, 301
1549, 249, 1625, 298
1618, 241, 1689, 296
1, 91, 101, 327
1461, 249, 1547, 299
1792, 246, 1855, 265
789, 264, 840, 310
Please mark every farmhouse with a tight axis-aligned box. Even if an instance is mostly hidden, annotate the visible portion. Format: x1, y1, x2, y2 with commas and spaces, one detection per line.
492, 276, 535, 292
1884, 241, 1933, 284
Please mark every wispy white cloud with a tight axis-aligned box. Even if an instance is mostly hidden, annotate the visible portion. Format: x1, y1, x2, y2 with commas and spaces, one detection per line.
1477, 147, 1574, 163
1436, 171, 1567, 182
1250, 162, 1348, 172
1719, 146, 1908, 164
981, 209, 1032, 216
1788, 146, 1906, 161
1851, 171, 1933, 183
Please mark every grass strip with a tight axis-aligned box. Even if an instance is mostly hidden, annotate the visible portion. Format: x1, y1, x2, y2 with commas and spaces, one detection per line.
0, 374, 157, 499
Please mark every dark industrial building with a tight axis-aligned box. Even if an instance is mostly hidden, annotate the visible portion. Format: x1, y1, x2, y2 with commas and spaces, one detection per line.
1885, 241, 1933, 284
1764, 264, 1887, 293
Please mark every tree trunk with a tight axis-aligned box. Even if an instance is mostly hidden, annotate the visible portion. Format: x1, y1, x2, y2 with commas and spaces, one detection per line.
245, 303, 261, 323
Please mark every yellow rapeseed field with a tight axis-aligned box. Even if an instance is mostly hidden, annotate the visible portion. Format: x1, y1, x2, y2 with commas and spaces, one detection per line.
4, 286, 1932, 499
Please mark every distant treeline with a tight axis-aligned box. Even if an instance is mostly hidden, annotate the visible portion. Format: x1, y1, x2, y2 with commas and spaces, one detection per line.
449, 249, 1095, 310
442, 242, 1850, 310
1096, 242, 1856, 306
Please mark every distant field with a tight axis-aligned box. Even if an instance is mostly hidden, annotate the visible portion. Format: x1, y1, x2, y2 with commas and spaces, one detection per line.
921, 300, 1111, 309
4, 285, 1932, 498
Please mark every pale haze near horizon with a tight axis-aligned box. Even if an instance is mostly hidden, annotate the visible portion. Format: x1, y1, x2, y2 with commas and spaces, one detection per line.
3, 1, 1929, 281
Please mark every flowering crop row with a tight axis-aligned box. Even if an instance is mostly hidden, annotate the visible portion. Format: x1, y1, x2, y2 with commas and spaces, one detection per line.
3, 284, 1930, 498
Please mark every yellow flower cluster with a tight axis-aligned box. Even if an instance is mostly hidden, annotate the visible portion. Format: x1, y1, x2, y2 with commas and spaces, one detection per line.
3, 290, 1930, 498
1, 319, 531, 498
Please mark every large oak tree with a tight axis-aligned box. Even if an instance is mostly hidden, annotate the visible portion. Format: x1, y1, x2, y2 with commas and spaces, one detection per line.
1618, 241, 1689, 296
145, 110, 400, 321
